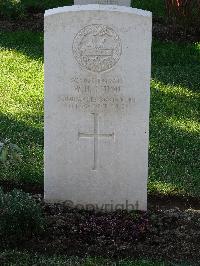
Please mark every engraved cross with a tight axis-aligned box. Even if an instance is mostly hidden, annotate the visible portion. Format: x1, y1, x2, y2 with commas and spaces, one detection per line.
78, 113, 114, 170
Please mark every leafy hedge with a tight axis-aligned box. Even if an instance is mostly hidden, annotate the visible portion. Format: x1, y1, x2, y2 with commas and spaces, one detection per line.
0, 188, 44, 240
0, 0, 73, 19
1, 0, 199, 30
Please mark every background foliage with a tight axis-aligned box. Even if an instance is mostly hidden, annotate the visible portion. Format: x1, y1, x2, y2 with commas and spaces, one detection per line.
0, 188, 44, 239
1, 0, 199, 29
0, 0, 73, 19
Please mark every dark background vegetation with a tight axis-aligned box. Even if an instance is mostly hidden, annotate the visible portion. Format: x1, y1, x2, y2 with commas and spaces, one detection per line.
0, 0, 198, 21
0, 0, 199, 37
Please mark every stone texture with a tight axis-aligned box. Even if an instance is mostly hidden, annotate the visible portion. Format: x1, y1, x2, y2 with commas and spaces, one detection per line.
44, 5, 152, 211
74, 0, 131, 6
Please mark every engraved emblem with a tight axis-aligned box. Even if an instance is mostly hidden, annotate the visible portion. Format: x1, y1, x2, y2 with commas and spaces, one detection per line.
73, 24, 122, 73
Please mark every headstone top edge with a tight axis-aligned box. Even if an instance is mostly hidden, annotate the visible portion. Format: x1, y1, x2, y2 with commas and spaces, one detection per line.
44, 5, 152, 18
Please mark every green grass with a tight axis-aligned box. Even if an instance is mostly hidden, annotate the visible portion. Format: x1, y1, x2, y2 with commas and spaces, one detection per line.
0, 31, 199, 196
0, 32, 43, 183
0, 250, 180, 266
149, 41, 200, 196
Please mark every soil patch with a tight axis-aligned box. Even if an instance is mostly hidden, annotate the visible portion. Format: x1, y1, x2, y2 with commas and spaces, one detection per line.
0, 13, 43, 32
1, 200, 200, 264
153, 20, 200, 43
1, 181, 200, 263
0, 14, 199, 43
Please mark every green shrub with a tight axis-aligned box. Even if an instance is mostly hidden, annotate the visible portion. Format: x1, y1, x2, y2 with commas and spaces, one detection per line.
0, 0, 26, 19
0, 0, 73, 19
21, 0, 73, 12
0, 188, 44, 239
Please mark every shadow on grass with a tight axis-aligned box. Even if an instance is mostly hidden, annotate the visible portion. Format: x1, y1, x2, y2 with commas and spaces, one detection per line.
148, 40, 200, 196
152, 40, 200, 93
0, 98, 199, 196
0, 112, 43, 146
0, 112, 43, 183
0, 31, 43, 61
0, 32, 199, 196
149, 86, 200, 196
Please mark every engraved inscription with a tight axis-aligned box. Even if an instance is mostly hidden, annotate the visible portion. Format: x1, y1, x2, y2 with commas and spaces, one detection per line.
59, 95, 135, 112
58, 75, 135, 113
73, 24, 122, 72
71, 76, 122, 94
79, 113, 114, 170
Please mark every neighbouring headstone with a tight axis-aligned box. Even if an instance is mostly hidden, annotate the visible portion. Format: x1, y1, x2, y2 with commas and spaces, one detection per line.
44, 5, 152, 211
74, 0, 131, 6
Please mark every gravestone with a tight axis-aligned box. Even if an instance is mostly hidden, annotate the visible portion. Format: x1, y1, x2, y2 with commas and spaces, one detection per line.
74, 0, 131, 6
44, 5, 152, 211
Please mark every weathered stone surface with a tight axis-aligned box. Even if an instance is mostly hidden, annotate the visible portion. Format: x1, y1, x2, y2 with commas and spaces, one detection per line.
44, 5, 152, 211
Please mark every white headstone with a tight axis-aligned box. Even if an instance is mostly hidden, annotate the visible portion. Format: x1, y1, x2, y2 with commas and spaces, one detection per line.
74, 0, 131, 6
44, 5, 152, 211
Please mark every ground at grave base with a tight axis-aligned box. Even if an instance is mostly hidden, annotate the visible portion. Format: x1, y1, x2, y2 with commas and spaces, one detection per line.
2, 180, 200, 210
1, 190, 200, 265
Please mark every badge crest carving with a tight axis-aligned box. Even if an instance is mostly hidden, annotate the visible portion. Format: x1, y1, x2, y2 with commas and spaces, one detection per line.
73, 24, 122, 73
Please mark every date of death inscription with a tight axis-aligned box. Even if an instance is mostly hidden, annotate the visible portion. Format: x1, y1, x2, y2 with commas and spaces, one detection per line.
58, 76, 135, 113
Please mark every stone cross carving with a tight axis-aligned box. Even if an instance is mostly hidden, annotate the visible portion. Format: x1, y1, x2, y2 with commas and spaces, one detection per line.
79, 113, 114, 170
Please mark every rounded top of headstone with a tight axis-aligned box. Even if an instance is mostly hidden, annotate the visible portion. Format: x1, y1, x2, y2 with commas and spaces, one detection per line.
45, 5, 152, 18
